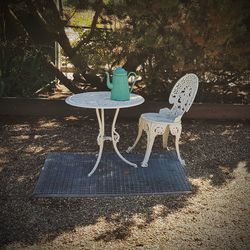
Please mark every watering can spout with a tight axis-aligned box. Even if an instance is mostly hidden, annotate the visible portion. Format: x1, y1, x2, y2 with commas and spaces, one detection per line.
105, 72, 113, 89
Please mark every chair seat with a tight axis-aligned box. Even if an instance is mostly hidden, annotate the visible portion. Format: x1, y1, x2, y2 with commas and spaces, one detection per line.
141, 113, 178, 124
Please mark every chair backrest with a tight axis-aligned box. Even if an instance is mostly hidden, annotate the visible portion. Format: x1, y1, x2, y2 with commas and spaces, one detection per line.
169, 73, 199, 117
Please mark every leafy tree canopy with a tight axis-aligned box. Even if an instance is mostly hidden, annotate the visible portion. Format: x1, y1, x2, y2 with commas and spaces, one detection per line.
0, 0, 249, 103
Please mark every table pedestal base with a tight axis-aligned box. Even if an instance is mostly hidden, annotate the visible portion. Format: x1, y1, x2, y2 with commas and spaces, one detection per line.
88, 108, 137, 177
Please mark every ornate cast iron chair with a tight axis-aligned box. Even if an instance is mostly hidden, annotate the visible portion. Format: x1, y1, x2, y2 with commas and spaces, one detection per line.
127, 73, 199, 167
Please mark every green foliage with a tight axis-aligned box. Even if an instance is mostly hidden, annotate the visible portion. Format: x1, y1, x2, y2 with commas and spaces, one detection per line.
0, 40, 55, 97
73, 0, 250, 73
65, 7, 94, 27
0, 1, 57, 97
2, 0, 250, 102
62, 0, 250, 102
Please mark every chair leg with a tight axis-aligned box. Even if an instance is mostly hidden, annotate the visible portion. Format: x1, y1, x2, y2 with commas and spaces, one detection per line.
170, 124, 185, 165
141, 127, 157, 167
126, 118, 143, 153
162, 125, 170, 149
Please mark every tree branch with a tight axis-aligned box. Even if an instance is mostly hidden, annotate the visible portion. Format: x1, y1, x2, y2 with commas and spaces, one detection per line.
74, 0, 103, 52
8, 1, 103, 91
44, 59, 82, 93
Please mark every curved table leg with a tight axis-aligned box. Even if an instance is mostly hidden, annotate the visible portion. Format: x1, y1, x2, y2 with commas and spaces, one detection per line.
88, 108, 105, 177
112, 108, 137, 168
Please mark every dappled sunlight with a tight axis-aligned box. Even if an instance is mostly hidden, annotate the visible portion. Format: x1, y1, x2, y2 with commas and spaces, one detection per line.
189, 160, 249, 189
218, 164, 231, 175
238, 91, 248, 97
8, 124, 31, 132
189, 177, 213, 191
109, 213, 122, 221
185, 131, 201, 142
10, 135, 30, 140
132, 213, 147, 226
16, 175, 28, 183
0, 147, 10, 155
0, 164, 5, 173
151, 204, 166, 218
220, 129, 234, 136
0, 116, 249, 248
235, 160, 248, 174
219, 124, 244, 135
0, 147, 11, 172
48, 145, 73, 152
1, 0, 249, 246
64, 116, 81, 121
33, 134, 47, 140
24, 145, 45, 155
38, 120, 61, 129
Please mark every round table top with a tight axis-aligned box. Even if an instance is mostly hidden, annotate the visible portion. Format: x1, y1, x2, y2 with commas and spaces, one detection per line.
65, 91, 145, 109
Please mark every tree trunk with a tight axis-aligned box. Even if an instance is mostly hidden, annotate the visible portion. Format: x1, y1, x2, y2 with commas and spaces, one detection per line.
45, 59, 82, 94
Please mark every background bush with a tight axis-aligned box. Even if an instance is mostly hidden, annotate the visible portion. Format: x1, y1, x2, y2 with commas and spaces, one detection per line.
0, 40, 55, 97
1, 0, 249, 104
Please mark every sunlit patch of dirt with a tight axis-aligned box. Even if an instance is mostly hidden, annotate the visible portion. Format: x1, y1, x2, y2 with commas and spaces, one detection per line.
64, 116, 80, 121
38, 120, 61, 128
185, 131, 201, 142
24, 145, 45, 154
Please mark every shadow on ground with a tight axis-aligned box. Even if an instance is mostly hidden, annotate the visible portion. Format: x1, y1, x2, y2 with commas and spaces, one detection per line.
0, 115, 249, 247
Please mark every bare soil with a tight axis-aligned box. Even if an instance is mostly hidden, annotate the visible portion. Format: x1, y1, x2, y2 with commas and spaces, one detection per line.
0, 116, 249, 249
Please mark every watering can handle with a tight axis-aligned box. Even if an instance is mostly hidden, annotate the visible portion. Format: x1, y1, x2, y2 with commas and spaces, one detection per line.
128, 72, 137, 93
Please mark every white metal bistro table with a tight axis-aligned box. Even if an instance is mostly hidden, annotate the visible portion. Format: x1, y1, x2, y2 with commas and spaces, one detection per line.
65, 91, 145, 176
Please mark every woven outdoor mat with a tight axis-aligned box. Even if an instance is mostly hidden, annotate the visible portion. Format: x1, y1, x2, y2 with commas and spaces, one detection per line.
32, 152, 192, 197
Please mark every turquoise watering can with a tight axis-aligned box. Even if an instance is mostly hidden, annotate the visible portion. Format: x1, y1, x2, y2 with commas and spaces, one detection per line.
106, 67, 137, 101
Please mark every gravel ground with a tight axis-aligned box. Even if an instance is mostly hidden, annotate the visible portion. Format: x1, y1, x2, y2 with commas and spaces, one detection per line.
0, 115, 249, 250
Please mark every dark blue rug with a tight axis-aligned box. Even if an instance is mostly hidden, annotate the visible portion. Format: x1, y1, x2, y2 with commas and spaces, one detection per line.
32, 152, 192, 197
